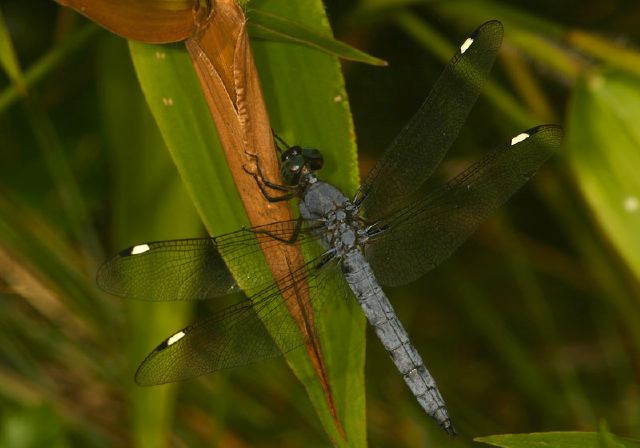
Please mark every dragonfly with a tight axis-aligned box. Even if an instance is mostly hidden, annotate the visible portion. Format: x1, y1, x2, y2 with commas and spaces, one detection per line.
97, 20, 562, 436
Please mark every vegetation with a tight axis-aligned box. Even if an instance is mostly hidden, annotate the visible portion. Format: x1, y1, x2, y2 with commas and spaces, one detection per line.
1, 0, 639, 446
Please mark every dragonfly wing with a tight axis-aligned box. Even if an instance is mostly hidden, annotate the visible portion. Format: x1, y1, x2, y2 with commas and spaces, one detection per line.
366, 125, 562, 287
96, 219, 320, 301
134, 254, 343, 385
358, 20, 503, 221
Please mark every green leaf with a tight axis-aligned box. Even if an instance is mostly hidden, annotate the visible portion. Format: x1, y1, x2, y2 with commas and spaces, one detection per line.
250, 1, 361, 196
129, 1, 365, 445
475, 431, 640, 448
566, 70, 640, 283
128, 42, 245, 235
247, 8, 387, 66
252, 1, 365, 445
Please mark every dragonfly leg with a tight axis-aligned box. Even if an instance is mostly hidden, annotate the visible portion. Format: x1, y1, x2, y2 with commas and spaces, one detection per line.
365, 221, 388, 238
352, 190, 366, 208
243, 157, 299, 202
271, 130, 291, 154
244, 152, 297, 192
261, 177, 296, 192
246, 216, 303, 244
250, 176, 297, 202
315, 250, 336, 269
273, 135, 290, 153
250, 175, 297, 202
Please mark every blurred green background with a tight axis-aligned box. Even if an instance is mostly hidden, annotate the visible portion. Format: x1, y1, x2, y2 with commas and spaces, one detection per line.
1, 0, 640, 447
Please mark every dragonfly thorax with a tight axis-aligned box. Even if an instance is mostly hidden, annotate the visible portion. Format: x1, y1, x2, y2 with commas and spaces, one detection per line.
323, 202, 369, 257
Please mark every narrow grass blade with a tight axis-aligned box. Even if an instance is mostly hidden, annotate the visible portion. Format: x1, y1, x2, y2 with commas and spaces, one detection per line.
476, 431, 640, 447
247, 9, 387, 66
0, 23, 99, 113
0, 6, 26, 94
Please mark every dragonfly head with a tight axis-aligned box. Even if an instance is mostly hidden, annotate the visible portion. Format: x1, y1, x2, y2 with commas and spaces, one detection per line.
280, 146, 324, 185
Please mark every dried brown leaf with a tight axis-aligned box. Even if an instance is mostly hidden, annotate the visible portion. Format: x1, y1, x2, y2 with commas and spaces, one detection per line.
56, 0, 199, 43
186, 0, 343, 436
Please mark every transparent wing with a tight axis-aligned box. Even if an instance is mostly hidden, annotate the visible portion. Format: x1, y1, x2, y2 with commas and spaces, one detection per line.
366, 125, 562, 286
134, 252, 345, 385
358, 20, 503, 221
96, 219, 322, 301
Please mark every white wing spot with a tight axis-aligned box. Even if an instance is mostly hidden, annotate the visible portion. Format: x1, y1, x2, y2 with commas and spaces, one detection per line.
624, 196, 639, 213
511, 132, 530, 146
333, 94, 343, 102
130, 244, 150, 255
460, 37, 474, 54
162, 97, 174, 106
167, 331, 185, 346
155, 51, 166, 60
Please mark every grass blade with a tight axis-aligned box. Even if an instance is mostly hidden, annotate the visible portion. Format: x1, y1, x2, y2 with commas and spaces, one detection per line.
247, 9, 387, 66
